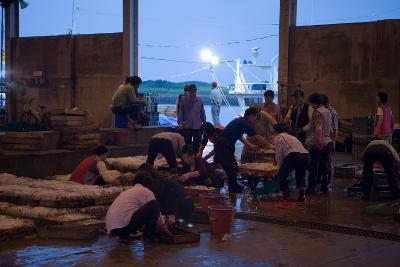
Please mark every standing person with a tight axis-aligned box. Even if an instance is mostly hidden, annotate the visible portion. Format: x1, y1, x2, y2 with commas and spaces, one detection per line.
274, 123, 310, 201
321, 95, 339, 145
260, 90, 280, 121
214, 107, 264, 193
112, 76, 147, 128
176, 85, 189, 118
284, 90, 313, 144
210, 81, 222, 126
105, 172, 168, 242
241, 110, 276, 163
146, 132, 185, 171
374, 91, 394, 142
304, 93, 332, 194
178, 84, 206, 153
361, 140, 400, 200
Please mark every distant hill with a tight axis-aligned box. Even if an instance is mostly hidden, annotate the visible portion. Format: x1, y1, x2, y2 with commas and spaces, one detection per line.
140, 80, 229, 95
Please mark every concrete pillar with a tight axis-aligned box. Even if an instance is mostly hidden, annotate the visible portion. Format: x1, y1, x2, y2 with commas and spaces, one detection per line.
5, 1, 19, 122
123, 0, 139, 79
278, 0, 297, 108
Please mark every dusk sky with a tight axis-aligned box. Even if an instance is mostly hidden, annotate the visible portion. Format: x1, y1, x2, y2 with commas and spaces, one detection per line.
19, 0, 400, 85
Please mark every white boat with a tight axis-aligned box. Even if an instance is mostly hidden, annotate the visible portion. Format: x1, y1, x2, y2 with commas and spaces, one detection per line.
227, 48, 279, 115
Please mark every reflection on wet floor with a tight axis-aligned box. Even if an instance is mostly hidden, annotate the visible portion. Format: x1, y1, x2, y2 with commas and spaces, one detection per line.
204, 141, 400, 236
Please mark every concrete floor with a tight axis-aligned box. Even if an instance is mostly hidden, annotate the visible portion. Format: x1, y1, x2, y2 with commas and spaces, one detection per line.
1, 219, 400, 267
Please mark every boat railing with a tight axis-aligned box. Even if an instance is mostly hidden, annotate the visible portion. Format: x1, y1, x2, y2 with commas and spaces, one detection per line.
228, 82, 276, 94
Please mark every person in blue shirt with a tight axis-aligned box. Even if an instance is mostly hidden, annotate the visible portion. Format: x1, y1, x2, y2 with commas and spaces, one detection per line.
213, 107, 265, 193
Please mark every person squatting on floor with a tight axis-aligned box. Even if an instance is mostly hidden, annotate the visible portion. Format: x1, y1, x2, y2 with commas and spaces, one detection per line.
304, 93, 333, 194
274, 123, 310, 201
361, 139, 400, 200
214, 107, 265, 193
146, 131, 185, 172
105, 172, 170, 242
178, 83, 206, 154
175, 144, 224, 188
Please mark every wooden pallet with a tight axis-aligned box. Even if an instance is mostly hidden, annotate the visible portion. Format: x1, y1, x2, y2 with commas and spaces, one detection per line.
159, 224, 200, 244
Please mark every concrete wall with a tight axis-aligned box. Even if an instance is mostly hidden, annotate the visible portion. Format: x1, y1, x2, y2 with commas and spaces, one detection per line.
291, 20, 400, 120
12, 33, 123, 127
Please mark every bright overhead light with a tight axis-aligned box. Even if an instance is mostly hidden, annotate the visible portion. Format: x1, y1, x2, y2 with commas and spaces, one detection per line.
211, 56, 220, 65
201, 49, 212, 61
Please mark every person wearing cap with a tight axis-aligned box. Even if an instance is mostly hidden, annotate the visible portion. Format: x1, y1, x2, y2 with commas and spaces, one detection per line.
209, 81, 222, 126
196, 122, 224, 160
178, 84, 206, 154
112, 76, 147, 128
274, 123, 310, 201
260, 90, 280, 122
284, 89, 313, 144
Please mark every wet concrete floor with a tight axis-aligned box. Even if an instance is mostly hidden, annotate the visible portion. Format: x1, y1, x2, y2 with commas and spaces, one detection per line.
1, 219, 400, 267
223, 152, 400, 236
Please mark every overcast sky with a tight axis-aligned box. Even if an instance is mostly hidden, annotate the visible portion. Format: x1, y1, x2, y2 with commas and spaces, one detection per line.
19, 0, 400, 85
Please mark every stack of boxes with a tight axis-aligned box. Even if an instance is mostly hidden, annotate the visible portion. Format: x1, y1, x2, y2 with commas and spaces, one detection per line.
352, 116, 374, 161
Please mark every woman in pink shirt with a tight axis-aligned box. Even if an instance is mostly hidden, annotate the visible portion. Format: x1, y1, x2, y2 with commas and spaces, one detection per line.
260, 90, 280, 122
374, 91, 394, 142
106, 172, 168, 242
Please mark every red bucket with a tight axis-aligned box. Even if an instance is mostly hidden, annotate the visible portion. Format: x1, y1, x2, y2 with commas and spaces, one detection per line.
112, 130, 129, 146
208, 205, 235, 235
199, 194, 225, 212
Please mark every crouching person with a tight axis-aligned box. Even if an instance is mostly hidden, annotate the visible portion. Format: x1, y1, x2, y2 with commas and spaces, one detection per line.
146, 131, 185, 171
106, 172, 168, 242
176, 145, 224, 188
70, 145, 132, 186
274, 123, 310, 201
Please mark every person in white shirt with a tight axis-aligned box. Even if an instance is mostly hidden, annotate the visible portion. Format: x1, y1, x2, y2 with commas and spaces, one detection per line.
106, 171, 169, 242
274, 123, 310, 201
209, 81, 222, 126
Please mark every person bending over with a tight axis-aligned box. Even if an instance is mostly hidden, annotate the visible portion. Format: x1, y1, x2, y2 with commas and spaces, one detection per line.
175, 145, 224, 188
146, 131, 185, 171
303, 93, 332, 194
106, 171, 170, 242
274, 123, 310, 201
196, 122, 224, 160
361, 139, 400, 200
214, 107, 264, 193
70, 145, 133, 186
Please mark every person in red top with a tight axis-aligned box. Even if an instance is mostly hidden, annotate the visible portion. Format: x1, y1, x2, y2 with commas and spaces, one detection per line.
70, 145, 131, 186
260, 90, 280, 122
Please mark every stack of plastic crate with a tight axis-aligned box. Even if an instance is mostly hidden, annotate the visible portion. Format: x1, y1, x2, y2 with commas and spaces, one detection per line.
352, 116, 374, 161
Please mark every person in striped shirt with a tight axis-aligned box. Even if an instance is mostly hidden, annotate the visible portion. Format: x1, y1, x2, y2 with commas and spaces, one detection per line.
274, 123, 310, 201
